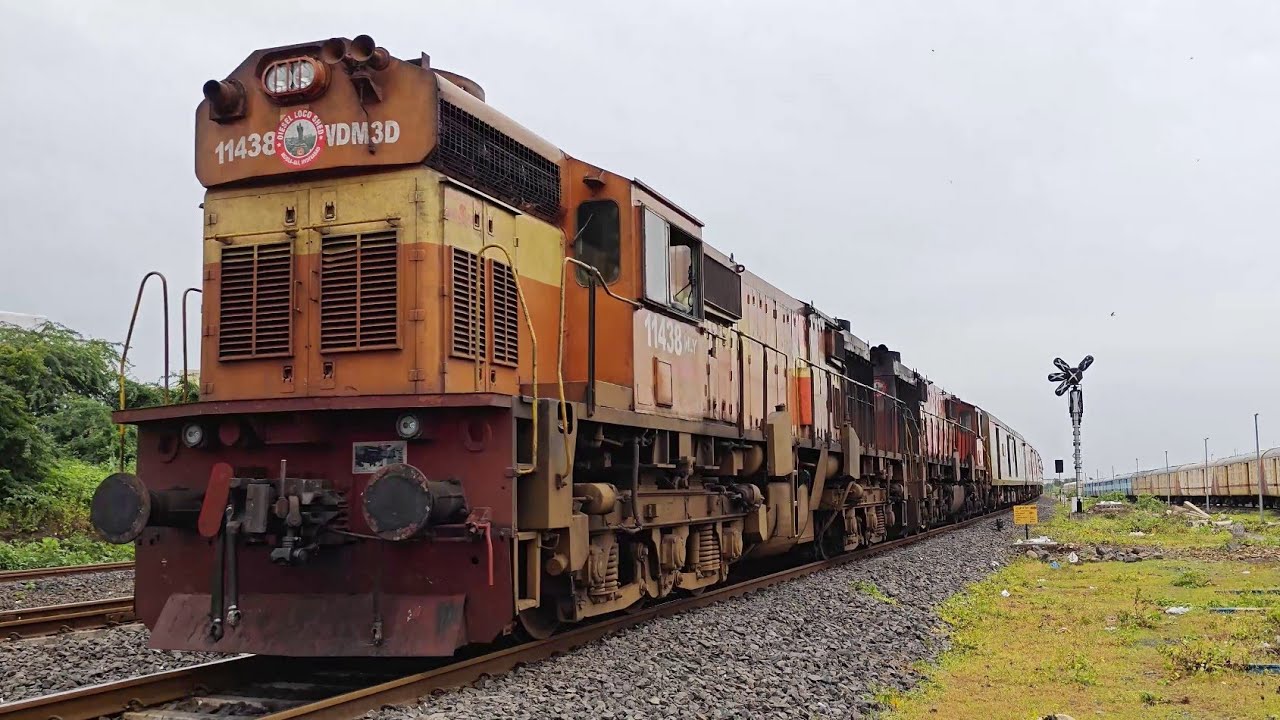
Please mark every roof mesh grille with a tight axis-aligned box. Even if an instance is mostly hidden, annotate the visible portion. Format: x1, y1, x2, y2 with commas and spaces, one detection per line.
432, 100, 561, 220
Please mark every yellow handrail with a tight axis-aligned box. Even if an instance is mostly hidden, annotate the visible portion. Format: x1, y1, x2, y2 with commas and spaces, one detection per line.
475, 244, 538, 475
556, 258, 640, 474
118, 272, 170, 471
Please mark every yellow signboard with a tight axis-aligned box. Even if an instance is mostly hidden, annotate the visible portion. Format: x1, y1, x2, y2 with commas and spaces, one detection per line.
1013, 505, 1039, 526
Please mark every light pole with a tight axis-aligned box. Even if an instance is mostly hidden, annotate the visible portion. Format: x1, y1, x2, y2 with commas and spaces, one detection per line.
1256, 414, 1264, 521
1164, 450, 1170, 504
1203, 437, 1210, 510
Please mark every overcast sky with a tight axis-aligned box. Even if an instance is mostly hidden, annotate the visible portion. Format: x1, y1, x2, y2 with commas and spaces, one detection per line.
2, 1, 1277, 479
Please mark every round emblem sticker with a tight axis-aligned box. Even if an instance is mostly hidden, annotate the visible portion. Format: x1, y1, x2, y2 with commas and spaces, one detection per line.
276, 110, 326, 168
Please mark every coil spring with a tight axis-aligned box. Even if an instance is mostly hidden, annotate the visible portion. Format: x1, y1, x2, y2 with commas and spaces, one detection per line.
590, 542, 620, 599
696, 527, 720, 576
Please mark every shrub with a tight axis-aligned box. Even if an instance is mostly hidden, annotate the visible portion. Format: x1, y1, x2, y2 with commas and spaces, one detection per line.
1162, 639, 1240, 677
1172, 570, 1210, 588
0, 535, 132, 570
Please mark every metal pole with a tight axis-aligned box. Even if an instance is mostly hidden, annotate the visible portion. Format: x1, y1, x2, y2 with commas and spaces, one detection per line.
1070, 386, 1083, 511
1165, 450, 1170, 505
1203, 437, 1210, 510
1256, 413, 1264, 521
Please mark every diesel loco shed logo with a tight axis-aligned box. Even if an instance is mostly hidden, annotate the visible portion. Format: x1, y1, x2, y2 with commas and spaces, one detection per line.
276, 109, 326, 167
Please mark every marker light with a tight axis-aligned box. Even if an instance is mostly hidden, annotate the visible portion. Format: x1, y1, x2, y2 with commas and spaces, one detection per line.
261, 57, 327, 101
181, 423, 206, 448
396, 413, 423, 440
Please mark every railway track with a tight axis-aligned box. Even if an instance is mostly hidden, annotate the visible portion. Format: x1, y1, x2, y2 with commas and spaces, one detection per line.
1, 597, 137, 640
0, 508, 1010, 720
0, 562, 135, 583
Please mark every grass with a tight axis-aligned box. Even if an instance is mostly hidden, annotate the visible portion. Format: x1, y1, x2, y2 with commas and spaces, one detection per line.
853, 579, 898, 604
1039, 494, 1280, 551
879, 501, 1280, 719
0, 457, 132, 569
0, 535, 132, 570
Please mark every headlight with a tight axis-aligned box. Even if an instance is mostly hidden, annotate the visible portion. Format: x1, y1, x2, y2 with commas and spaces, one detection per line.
261, 57, 327, 101
181, 423, 206, 448
396, 413, 422, 440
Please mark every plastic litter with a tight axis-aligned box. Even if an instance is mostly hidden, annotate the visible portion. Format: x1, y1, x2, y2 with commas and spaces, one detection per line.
1000, 590, 1010, 598
1067, 551, 1080, 564
1165, 606, 1192, 615
1013, 536, 1056, 546
1049, 560, 1061, 569
1128, 531, 1146, 536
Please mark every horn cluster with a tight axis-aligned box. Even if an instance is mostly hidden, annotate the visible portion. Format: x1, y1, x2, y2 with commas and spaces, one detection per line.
322, 34, 390, 71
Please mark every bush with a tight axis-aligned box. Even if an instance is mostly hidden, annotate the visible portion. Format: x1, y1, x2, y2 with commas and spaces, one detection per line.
1135, 495, 1168, 514
1171, 570, 1210, 588
0, 458, 112, 536
0, 382, 52, 500
39, 394, 119, 465
0, 535, 132, 570
1162, 639, 1240, 677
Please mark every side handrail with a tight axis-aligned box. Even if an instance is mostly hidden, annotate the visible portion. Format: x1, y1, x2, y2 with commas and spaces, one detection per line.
180, 287, 202, 403
475, 244, 539, 475
118, 272, 170, 471
557, 258, 640, 474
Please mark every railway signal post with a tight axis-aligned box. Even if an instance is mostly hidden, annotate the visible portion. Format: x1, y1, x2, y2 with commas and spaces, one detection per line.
1048, 355, 1093, 513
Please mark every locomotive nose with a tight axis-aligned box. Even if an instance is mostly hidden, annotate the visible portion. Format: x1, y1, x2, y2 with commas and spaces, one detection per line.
361, 464, 467, 540
90, 472, 153, 544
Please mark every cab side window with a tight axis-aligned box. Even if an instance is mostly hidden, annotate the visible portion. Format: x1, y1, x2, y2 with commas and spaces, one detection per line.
574, 200, 620, 285
642, 207, 701, 318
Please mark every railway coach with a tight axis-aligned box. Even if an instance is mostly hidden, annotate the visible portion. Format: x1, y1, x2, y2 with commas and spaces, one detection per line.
90, 35, 1042, 657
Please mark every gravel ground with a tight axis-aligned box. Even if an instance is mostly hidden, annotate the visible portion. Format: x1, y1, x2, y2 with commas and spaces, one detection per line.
373, 497, 1052, 720
0, 625, 227, 704
0, 569, 135, 611
0, 497, 1049, 713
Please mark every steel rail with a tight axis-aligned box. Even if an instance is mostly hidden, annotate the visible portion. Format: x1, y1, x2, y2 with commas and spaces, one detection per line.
0, 597, 136, 639
0, 505, 1018, 720
0, 561, 135, 583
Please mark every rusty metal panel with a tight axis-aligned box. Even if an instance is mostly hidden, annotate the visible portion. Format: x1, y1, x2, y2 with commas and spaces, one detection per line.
196, 41, 441, 188
632, 308, 705, 421
150, 593, 466, 656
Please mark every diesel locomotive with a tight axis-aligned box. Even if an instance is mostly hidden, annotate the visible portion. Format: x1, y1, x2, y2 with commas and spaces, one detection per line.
90, 36, 1042, 657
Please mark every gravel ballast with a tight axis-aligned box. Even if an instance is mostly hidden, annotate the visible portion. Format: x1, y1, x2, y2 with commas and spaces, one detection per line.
372, 497, 1052, 720
0, 625, 226, 704
0, 498, 1052, 713
0, 569, 135, 611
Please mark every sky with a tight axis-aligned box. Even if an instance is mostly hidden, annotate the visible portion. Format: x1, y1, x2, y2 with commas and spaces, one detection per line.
2, 1, 1278, 480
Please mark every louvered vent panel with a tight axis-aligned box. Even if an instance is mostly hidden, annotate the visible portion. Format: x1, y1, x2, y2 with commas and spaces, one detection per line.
450, 247, 485, 358
320, 231, 399, 352
218, 242, 293, 360
491, 260, 519, 366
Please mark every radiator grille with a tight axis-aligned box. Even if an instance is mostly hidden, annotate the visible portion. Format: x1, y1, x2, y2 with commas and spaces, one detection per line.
320, 231, 399, 352
450, 247, 485, 358
491, 260, 519, 366
432, 100, 561, 220
218, 242, 293, 360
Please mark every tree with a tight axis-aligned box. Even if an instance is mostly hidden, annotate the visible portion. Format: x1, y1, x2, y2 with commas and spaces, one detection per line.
0, 383, 51, 500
